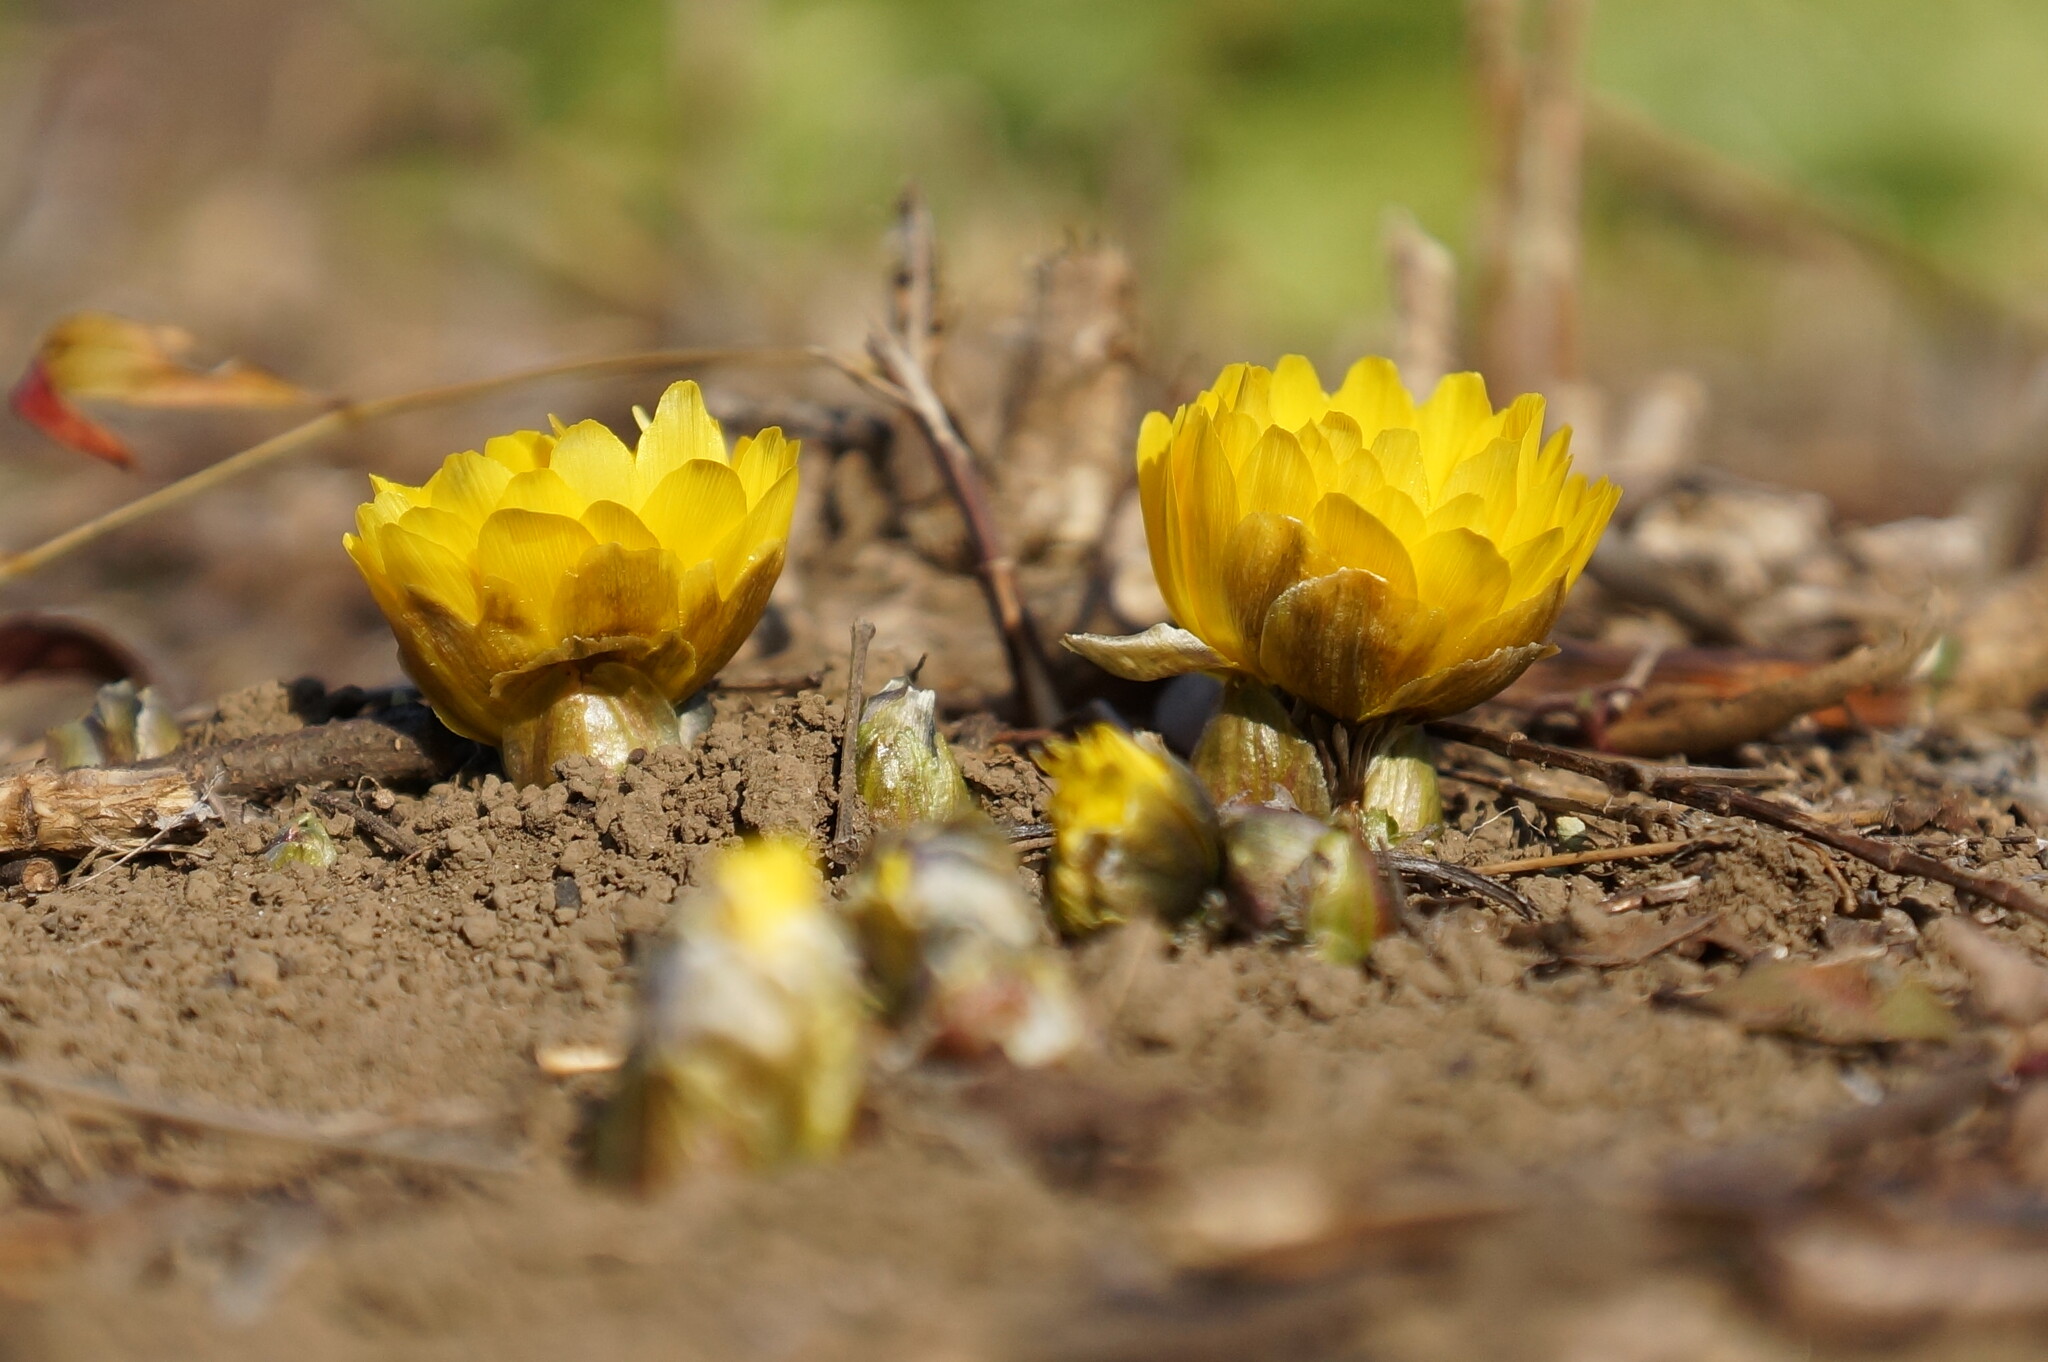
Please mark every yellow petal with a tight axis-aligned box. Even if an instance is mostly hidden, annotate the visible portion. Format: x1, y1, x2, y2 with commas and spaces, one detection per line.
1425, 493, 1487, 536
549, 418, 637, 508
731, 428, 798, 506
1136, 409, 1173, 471
498, 467, 587, 518
1443, 577, 1566, 667
561, 542, 681, 642
637, 379, 726, 482
1358, 484, 1427, 547
1361, 427, 1429, 508
388, 596, 507, 744
1416, 371, 1493, 488
1329, 356, 1416, 441
375, 521, 480, 621
420, 451, 514, 526
475, 508, 599, 634
396, 504, 479, 559
1221, 512, 1310, 660
1439, 437, 1521, 535
713, 465, 798, 594
1307, 493, 1418, 598
1173, 421, 1244, 660
1410, 527, 1511, 617
1235, 426, 1317, 520
1502, 526, 1567, 597
1268, 354, 1327, 431
641, 459, 747, 555
483, 430, 554, 473
581, 500, 661, 551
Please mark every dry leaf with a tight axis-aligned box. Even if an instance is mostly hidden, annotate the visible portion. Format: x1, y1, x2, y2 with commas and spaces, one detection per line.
1599, 631, 1927, 758
1702, 954, 1956, 1044
11, 312, 313, 465
1925, 918, 2048, 1027
0, 613, 148, 687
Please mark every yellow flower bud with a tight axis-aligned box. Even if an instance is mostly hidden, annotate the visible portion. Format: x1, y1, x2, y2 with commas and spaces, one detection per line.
265, 811, 339, 871
1067, 355, 1616, 726
590, 837, 865, 1188
1218, 805, 1394, 966
1038, 724, 1220, 934
842, 821, 1084, 1067
345, 380, 798, 785
854, 677, 977, 830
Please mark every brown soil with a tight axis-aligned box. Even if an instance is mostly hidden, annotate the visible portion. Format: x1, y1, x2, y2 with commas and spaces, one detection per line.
0, 683, 2038, 1360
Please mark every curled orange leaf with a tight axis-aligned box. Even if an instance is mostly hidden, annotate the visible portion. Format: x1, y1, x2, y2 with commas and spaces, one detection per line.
10, 312, 313, 466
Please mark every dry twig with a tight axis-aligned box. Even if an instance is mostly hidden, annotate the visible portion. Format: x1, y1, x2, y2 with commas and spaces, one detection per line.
1432, 720, 2048, 923
1474, 837, 1725, 877
829, 191, 1062, 728
831, 619, 877, 865
1384, 851, 1539, 919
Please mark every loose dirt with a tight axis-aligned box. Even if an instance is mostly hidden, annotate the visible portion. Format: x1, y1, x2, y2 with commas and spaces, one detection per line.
0, 683, 2037, 1360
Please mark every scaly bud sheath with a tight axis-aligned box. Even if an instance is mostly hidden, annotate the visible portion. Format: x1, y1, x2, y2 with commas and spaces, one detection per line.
842, 821, 1084, 1066
590, 838, 865, 1188
498, 662, 682, 788
265, 811, 339, 870
1356, 724, 1442, 842
1039, 724, 1221, 934
854, 676, 977, 830
1218, 805, 1393, 965
1191, 675, 1330, 815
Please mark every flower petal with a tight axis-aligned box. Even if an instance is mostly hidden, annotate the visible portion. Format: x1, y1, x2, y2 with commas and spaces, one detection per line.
475, 508, 599, 634
637, 379, 726, 484
581, 500, 661, 552
1221, 511, 1310, 659
1256, 568, 1443, 723
483, 430, 554, 473
375, 521, 479, 620
549, 418, 637, 507
1061, 624, 1229, 681
731, 428, 798, 507
420, 451, 514, 525
498, 467, 587, 518
1330, 356, 1416, 440
561, 542, 681, 642
1307, 493, 1418, 598
1268, 354, 1327, 431
641, 459, 747, 557
713, 465, 797, 594
1410, 527, 1511, 617
1379, 642, 1556, 722
1234, 426, 1317, 520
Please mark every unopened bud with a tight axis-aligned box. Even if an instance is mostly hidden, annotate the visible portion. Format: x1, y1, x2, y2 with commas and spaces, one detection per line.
590, 837, 866, 1189
842, 821, 1084, 1067
1039, 724, 1221, 934
265, 811, 339, 870
855, 677, 977, 830
1357, 725, 1442, 843
1219, 805, 1394, 965
48, 680, 182, 769
1191, 676, 1331, 815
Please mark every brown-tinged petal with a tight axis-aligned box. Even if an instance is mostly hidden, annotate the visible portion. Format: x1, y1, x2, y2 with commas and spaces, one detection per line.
561, 543, 682, 643
1061, 623, 1230, 681
1378, 641, 1556, 722
1255, 568, 1443, 723
1221, 511, 1310, 662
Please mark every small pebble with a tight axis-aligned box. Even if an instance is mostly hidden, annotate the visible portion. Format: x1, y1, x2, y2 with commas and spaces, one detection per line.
460, 913, 501, 948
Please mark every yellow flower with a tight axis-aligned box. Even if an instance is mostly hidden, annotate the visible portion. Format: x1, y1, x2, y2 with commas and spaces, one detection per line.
590, 836, 866, 1187
345, 380, 798, 784
1039, 724, 1219, 934
1068, 355, 1617, 726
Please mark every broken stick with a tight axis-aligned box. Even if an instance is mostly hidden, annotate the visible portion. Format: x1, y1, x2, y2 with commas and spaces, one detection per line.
1431, 720, 2048, 923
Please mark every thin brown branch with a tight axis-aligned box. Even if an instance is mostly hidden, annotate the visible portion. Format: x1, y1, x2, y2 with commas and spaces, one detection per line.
852, 192, 1062, 728
1432, 721, 2048, 923
831, 619, 877, 865
306, 790, 425, 859
1384, 851, 1539, 919
1474, 837, 1726, 877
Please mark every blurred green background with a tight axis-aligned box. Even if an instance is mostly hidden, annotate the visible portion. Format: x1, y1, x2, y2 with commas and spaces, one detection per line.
0, 0, 2043, 705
